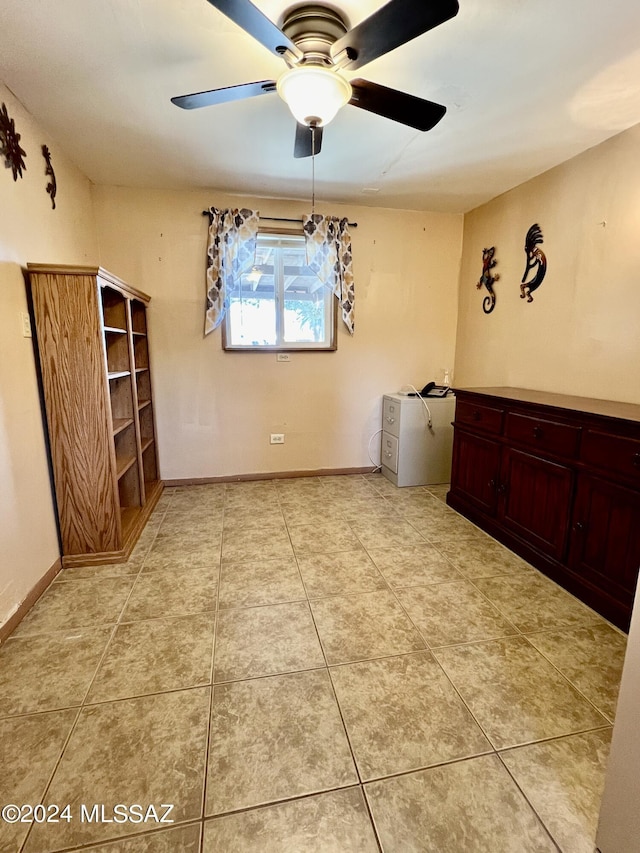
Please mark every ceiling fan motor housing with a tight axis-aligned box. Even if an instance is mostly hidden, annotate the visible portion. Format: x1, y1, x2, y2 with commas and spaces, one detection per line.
280, 4, 349, 66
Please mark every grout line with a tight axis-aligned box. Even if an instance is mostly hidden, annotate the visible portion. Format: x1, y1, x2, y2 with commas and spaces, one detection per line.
201, 494, 225, 826
495, 752, 564, 853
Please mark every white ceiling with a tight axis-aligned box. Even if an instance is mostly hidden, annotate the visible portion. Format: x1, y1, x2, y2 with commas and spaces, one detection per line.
1, 0, 640, 213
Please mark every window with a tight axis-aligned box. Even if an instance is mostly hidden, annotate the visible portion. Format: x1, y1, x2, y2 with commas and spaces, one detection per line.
222, 234, 336, 351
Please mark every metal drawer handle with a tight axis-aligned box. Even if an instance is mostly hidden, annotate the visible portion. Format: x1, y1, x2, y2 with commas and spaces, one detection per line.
384, 450, 392, 458
573, 521, 585, 533
386, 416, 395, 424
488, 479, 496, 490
533, 426, 544, 439
633, 453, 640, 468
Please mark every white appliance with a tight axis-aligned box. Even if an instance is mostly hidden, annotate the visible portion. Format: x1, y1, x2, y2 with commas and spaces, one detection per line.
381, 393, 455, 487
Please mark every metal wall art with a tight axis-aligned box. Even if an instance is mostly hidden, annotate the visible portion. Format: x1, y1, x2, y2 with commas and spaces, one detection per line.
42, 144, 57, 209
0, 102, 27, 180
520, 223, 547, 302
476, 246, 499, 313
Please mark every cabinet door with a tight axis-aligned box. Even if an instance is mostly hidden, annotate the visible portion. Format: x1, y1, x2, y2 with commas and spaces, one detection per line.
450, 428, 501, 515
499, 448, 573, 560
569, 474, 640, 606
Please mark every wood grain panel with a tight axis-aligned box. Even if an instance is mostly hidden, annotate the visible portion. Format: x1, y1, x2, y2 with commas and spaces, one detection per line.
30, 272, 120, 554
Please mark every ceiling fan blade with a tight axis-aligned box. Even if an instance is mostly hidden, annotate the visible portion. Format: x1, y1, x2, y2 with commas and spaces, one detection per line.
294, 123, 324, 158
171, 80, 277, 110
205, 0, 301, 60
331, 0, 459, 70
349, 79, 446, 131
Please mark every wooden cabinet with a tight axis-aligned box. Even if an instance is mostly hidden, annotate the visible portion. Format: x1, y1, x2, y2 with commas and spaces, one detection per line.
448, 387, 640, 631
28, 264, 163, 567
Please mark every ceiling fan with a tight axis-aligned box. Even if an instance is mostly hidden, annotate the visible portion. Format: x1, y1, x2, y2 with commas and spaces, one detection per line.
172, 0, 459, 158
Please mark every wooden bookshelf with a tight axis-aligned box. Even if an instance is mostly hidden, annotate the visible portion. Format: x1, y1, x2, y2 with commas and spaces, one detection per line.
27, 264, 163, 567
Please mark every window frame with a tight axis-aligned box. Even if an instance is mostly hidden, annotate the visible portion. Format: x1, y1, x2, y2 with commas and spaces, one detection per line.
221, 230, 337, 353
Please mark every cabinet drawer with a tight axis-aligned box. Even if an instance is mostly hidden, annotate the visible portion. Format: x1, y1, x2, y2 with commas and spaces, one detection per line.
455, 399, 504, 434
381, 431, 399, 474
383, 398, 401, 437
581, 430, 640, 483
505, 412, 580, 459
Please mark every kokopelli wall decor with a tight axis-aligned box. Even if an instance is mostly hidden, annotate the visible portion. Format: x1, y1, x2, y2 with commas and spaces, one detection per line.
520, 223, 547, 303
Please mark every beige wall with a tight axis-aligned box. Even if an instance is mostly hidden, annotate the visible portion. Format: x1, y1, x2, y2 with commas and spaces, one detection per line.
454, 123, 640, 404
0, 85, 98, 627
92, 187, 463, 480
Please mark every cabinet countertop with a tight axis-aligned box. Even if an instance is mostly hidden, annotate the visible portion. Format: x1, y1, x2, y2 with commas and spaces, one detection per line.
453, 387, 640, 425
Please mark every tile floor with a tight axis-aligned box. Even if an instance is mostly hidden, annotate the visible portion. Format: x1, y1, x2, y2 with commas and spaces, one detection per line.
0, 474, 628, 853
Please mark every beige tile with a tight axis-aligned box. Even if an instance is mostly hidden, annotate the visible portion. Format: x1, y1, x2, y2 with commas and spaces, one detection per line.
320, 474, 375, 494
142, 549, 221, 573
221, 523, 294, 562
0, 627, 112, 716
310, 590, 425, 665
330, 652, 491, 780
341, 494, 393, 515
24, 688, 210, 851
219, 556, 305, 608
382, 490, 444, 516
435, 636, 608, 749
279, 500, 343, 526
206, 669, 357, 815
297, 549, 387, 597
168, 489, 225, 512
214, 601, 325, 682
141, 526, 221, 572
367, 544, 463, 588
288, 520, 361, 555
13, 577, 134, 636
223, 508, 286, 532
122, 567, 217, 621
0, 710, 76, 853
397, 580, 518, 647
274, 475, 323, 490
87, 614, 215, 703
474, 572, 602, 632
349, 516, 427, 550
412, 512, 489, 545
54, 562, 140, 582
438, 537, 532, 578
78, 824, 201, 852
364, 471, 399, 486
500, 728, 612, 853
526, 623, 627, 721
426, 483, 450, 502
203, 788, 379, 852
158, 512, 224, 537
365, 754, 556, 852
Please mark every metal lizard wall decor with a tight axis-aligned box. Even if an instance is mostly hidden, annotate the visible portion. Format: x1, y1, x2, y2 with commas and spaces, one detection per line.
42, 144, 57, 209
520, 223, 547, 302
0, 102, 27, 180
476, 246, 499, 313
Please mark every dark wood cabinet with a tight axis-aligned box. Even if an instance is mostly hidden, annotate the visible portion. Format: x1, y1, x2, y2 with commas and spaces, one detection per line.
448, 387, 640, 631
569, 474, 640, 609
499, 448, 573, 561
450, 429, 501, 515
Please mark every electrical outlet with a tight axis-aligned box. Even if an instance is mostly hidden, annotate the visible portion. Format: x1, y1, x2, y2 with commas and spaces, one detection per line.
276, 353, 291, 362
21, 311, 32, 338
270, 433, 285, 444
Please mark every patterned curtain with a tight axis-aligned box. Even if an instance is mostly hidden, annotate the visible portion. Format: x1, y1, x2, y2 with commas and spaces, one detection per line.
303, 214, 355, 334
204, 207, 260, 336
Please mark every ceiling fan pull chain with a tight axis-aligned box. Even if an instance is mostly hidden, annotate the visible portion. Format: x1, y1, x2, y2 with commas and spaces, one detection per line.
311, 126, 316, 213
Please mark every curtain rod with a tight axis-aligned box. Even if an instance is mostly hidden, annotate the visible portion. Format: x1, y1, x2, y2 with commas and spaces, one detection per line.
201, 211, 357, 227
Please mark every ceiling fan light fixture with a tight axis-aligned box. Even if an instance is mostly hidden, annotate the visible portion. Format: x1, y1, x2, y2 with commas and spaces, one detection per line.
277, 66, 352, 127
